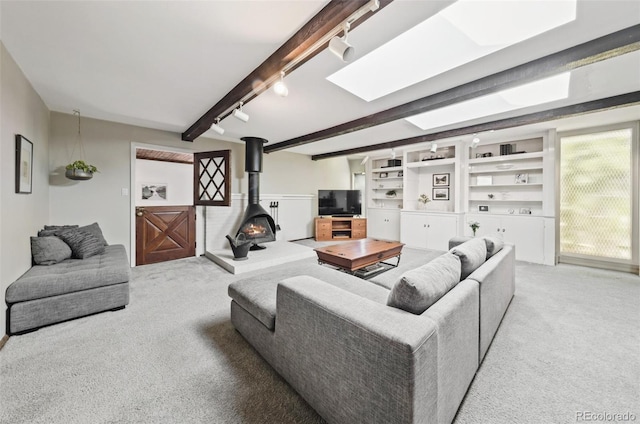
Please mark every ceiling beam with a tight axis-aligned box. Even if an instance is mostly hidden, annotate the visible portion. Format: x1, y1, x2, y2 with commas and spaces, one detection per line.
181, 0, 393, 142
266, 24, 640, 154
310, 91, 640, 160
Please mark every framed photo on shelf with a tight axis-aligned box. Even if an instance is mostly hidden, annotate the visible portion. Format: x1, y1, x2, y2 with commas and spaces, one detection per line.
478, 205, 489, 212
432, 188, 449, 201
15, 134, 33, 194
515, 173, 529, 184
379, 172, 388, 178
432, 173, 450, 186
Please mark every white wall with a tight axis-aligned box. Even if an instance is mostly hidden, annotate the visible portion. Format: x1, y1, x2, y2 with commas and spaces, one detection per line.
135, 159, 193, 206
49, 112, 352, 262
0, 42, 50, 335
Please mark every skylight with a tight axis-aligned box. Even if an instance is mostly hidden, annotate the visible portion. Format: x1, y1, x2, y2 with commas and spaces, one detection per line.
405, 72, 572, 131
327, 0, 577, 102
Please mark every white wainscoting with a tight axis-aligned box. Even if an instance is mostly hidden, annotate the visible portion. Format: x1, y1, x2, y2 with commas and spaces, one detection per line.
204, 193, 315, 252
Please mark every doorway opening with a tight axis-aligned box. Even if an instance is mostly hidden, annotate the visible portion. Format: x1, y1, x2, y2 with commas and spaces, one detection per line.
132, 146, 197, 266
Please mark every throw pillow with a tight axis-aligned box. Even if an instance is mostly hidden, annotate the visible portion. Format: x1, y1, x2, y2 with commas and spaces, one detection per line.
38, 224, 79, 238
43, 224, 79, 230
57, 229, 105, 259
78, 222, 108, 246
450, 237, 487, 280
31, 236, 72, 265
387, 253, 461, 315
484, 235, 504, 260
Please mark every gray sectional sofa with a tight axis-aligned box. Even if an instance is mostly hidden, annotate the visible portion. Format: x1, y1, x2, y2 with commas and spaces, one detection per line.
5, 224, 131, 335
228, 237, 515, 424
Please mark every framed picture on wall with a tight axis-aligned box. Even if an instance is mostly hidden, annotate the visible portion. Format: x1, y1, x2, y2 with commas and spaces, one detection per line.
15, 134, 33, 194
141, 183, 168, 200
432, 188, 449, 201
433, 173, 450, 186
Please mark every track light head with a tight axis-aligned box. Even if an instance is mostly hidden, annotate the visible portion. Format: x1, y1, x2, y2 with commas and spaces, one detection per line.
329, 23, 355, 62
273, 71, 288, 97
210, 118, 225, 135
233, 102, 249, 123
471, 135, 480, 148
430, 143, 438, 153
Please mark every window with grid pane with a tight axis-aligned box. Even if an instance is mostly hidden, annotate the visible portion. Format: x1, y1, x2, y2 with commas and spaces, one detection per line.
560, 128, 632, 260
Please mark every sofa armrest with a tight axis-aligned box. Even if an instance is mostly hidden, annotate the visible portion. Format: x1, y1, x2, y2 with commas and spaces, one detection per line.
275, 275, 438, 424
467, 243, 515, 362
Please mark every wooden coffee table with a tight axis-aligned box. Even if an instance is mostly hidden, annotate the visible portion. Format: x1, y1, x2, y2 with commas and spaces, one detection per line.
315, 238, 404, 278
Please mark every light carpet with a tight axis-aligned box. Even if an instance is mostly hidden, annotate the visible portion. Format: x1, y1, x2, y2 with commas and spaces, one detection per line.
0, 243, 638, 424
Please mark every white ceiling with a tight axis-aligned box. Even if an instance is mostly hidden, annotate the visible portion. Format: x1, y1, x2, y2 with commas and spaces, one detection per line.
1, 0, 639, 159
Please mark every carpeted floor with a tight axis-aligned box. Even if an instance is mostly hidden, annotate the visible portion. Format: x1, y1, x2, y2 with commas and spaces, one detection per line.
0, 241, 638, 424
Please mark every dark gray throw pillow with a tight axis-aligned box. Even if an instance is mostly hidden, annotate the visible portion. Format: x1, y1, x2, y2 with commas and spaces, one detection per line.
38, 224, 79, 238
387, 252, 462, 315
44, 224, 79, 230
57, 229, 105, 259
78, 222, 108, 246
31, 236, 72, 265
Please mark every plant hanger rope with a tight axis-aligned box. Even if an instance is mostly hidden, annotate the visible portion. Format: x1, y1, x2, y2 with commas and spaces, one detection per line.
69, 109, 87, 162
65, 109, 97, 180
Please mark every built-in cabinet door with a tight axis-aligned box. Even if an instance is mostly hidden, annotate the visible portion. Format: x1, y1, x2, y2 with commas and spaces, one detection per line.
401, 213, 429, 249
501, 216, 545, 264
425, 215, 458, 251
466, 214, 545, 263
367, 208, 401, 241
402, 212, 458, 251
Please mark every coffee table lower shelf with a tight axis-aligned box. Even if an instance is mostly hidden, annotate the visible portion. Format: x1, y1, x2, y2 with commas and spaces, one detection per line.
314, 239, 404, 280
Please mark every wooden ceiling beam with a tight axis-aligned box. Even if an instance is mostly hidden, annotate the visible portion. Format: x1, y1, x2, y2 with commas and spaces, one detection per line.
181, 0, 393, 142
310, 91, 640, 160
266, 24, 640, 154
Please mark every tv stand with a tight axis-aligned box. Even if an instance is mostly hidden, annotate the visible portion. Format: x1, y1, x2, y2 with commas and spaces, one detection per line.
315, 217, 367, 241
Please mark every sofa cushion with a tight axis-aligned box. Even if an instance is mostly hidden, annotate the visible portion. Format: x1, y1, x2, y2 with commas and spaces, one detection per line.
58, 229, 106, 259
6, 245, 131, 304
484, 235, 504, 259
387, 252, 461, 315
31, 236, 72, 265
450, 238, 487, 280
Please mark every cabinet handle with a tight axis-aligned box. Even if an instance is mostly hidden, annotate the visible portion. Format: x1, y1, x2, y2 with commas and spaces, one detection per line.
423, 224, 426, 227
497, 228, 500, 232
502, 228, 506, 232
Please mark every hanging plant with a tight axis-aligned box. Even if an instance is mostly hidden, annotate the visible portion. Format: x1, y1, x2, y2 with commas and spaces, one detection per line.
65, 109, 98, 181
65, 160, 98, 180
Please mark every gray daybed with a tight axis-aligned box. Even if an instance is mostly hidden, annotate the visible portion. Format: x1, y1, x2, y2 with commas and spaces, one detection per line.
228, 236, 515, 424
5, 224, 130, 335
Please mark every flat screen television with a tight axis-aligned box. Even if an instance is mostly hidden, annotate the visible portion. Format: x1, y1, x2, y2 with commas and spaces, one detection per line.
318, 190, 361, 217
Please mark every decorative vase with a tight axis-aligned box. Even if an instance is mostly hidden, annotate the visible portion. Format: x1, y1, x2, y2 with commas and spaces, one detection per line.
65, 169, 94, 180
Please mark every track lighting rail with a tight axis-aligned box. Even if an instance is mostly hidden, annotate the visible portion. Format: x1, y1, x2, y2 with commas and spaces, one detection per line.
182, 0, 390, 142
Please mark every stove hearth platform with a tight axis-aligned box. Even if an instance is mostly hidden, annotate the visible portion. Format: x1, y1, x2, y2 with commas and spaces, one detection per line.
205, 241, 315, 274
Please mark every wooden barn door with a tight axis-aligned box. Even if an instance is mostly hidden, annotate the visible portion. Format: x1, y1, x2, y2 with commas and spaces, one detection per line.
136, 205, 196, 265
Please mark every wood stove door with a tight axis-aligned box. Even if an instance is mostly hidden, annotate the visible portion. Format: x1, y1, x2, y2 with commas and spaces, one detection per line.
136, 205, 196, 265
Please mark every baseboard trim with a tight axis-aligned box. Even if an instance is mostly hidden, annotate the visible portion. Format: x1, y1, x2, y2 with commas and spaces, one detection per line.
0, 334, 9, 351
